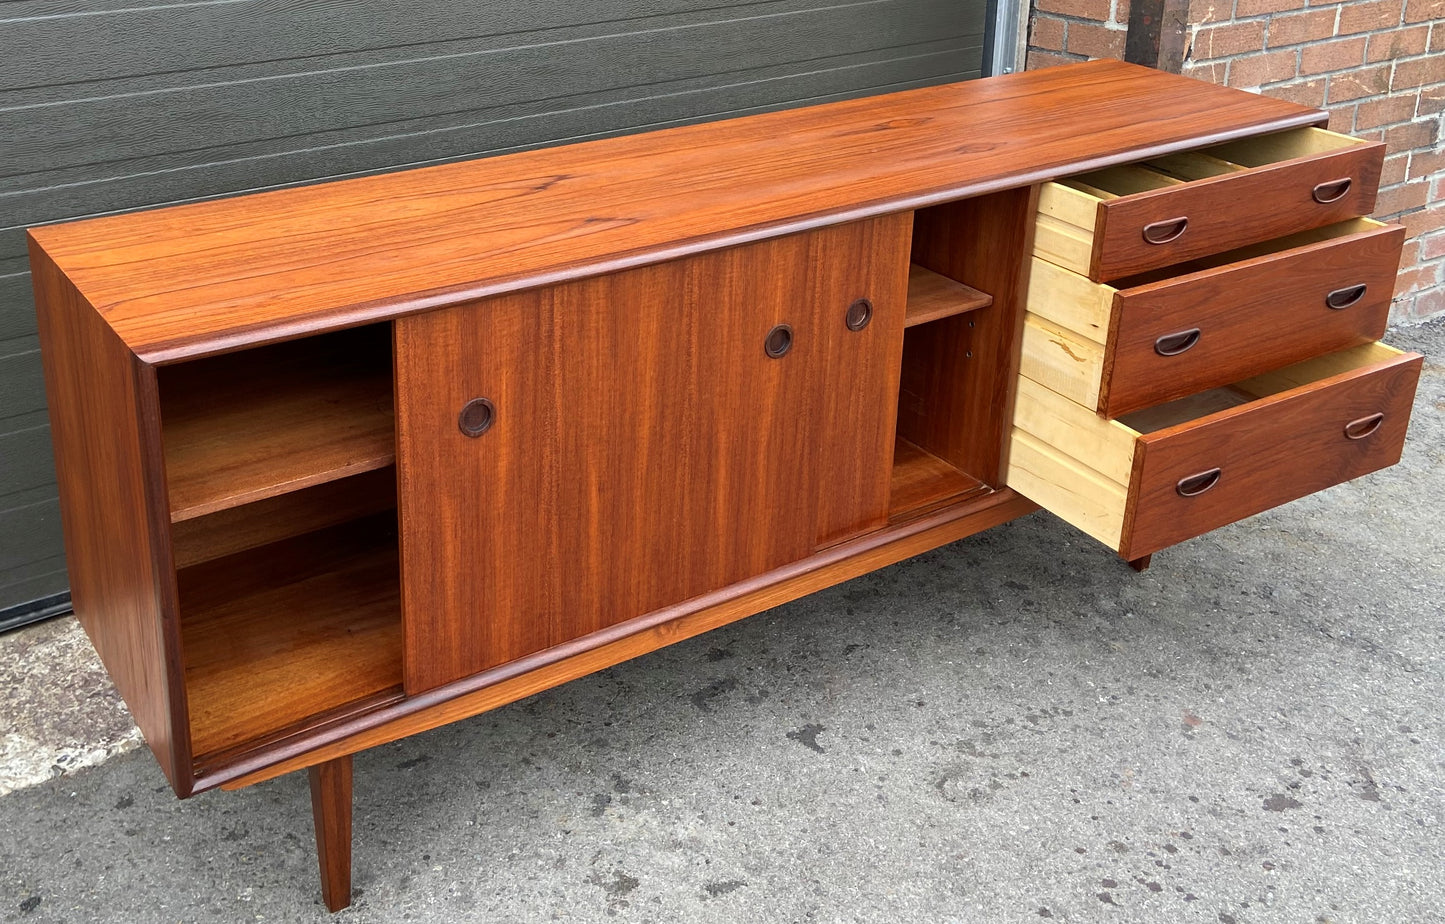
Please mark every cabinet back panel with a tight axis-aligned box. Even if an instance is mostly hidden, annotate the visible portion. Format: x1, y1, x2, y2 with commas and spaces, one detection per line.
395, 216, 910, 692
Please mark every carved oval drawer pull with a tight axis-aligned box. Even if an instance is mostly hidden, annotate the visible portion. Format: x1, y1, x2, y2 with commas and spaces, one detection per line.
1142, 216, 1189, 245
845, 298, 873, 331
1154, 328, 1201, 357
1326, 284, 1367, 310
1312, 177, 1352, 204
1176, 468, 1221, 497
764, 324, 794, 358
1344, 412, 1384, 440
458, 397, 496, 437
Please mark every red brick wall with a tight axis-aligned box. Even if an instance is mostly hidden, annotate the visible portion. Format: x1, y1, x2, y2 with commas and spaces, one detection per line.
1027, 0, 1445, 323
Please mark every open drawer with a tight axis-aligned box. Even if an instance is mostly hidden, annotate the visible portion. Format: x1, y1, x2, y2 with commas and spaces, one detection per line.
1022, 218, 1404, 418
1035, 127, 1385, 282
1006, 341, 1422, 559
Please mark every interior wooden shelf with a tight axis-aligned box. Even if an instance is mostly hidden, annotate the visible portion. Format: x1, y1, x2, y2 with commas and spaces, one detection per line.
888, 436, 990, 521
178, 516, 402, 760
159, 328, 395, 523
905, 264, 993, 328
170, 468, 397, 570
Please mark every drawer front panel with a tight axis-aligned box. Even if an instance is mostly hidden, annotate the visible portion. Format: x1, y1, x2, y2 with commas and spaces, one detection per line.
1104, 221, 1403, 416
1093, 142, 1383, 280
1121, 350, 1421, 558
395, 215, 910, 693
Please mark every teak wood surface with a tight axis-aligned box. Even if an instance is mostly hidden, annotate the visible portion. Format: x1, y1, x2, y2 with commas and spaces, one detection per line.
1119, 351, 1421, 558
169, 468, 397, 570
1089, 142, 1383, 281
308, 756, 353, 913
158, 330, 395, 521
29, 242, 192, 791
178, 517, 402, 761
888, 438, 990, 520
395, 217, 911, 693
218, 489, 1038, 792
905, 188, 1040, 486
27, 61, 1324, 364
904, 265, 992, 327
1101, 221, 1403, 417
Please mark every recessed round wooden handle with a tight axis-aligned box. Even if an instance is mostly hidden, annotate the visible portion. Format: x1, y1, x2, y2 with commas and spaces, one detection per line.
458, 397, 495, 437
1344, 412, 1384, 440
1154, 328, 1201, 357
1142, 216, 1189, 245
1176, 468, 1221, 497
1325, 283, 1366, 310
845, 298, 873, 331
1312, 177, 1352, 204
764, 324, 793, 358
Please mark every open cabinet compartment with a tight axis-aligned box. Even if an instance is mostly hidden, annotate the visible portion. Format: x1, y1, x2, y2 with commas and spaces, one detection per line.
155, 325, 404, 767
887, 199, 1016, 521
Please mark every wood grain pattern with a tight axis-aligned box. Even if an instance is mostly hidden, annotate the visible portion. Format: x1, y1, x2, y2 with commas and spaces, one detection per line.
1120, 349, 1421, 559
1011, 374, 1137, 485
1205, 126, 1361, 165
1006, 428, 1129, 547
1142, 149, 1242, 182
395, 217, 910, 693
905, 186, 1040, 485
889, 437, 991, 521
1025, 256, 1113, 341
178, 516, 401, 759
158, 327, 394, 522
28, 237, 192, 794
170, 468, 396, 570
1091, 139, 1383, 281
1018, 312, 1105, 410
27, 61, 1324, 363
1101, 220, 1402, 416
905, 265, 992, 327
1230, 340, 1403, 396
308, 755, 352, 913
214, 488, 1039, 793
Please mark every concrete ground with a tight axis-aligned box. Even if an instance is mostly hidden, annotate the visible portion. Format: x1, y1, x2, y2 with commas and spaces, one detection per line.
1, 322, 1441, 924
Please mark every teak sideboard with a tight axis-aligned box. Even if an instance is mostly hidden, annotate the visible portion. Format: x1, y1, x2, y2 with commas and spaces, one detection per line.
29, 60, 1421, 911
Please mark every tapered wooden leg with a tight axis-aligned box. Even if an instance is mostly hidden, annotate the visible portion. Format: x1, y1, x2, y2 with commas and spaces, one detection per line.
1127, 554, 1152, 572
308, 755, 353, 912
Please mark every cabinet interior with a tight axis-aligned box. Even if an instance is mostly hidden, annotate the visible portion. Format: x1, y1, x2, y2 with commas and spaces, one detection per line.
157, 324, 403, 764
158, 325, 395, 522
888, 206, 999, 521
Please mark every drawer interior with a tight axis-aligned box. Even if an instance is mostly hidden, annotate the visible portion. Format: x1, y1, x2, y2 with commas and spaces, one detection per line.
1116, 341, 1404, 436
1112, 217, 1386, 288
1203, 126, 1367, 167
1062, 127, 1365, 205
1008, 341, 1404, 551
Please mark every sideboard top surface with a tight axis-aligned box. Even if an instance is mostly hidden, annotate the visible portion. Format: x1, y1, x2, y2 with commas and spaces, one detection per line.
28, 60, 1323, 363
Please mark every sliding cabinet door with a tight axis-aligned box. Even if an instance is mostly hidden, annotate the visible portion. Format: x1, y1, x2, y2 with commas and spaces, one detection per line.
395, 215, 910, 692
